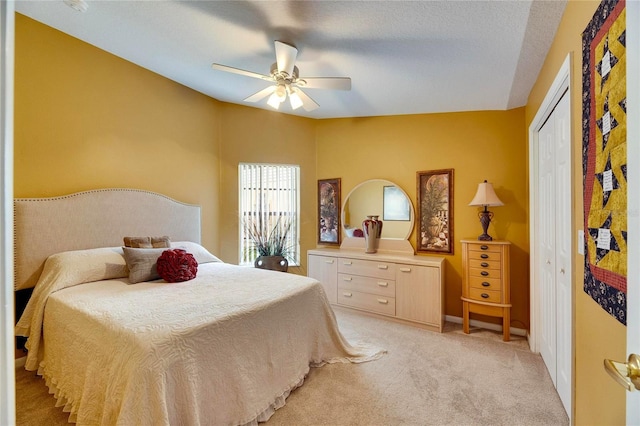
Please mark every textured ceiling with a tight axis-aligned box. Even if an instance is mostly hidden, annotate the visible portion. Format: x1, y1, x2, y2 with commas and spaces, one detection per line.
15, 0, 567, 119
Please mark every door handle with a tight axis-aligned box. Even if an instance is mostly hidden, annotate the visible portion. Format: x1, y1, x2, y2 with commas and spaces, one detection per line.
603, 353, 640, 391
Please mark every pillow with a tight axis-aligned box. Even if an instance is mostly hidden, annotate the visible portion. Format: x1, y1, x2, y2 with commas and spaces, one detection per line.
43, 247, 128, 286
123, 236, 171, 248
122, 247, 166, 283
157, 249, 198, 282
170, 241, 222, 264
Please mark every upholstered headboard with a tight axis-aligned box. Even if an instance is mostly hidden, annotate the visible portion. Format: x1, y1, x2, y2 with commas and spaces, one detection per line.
14, 188, 201, 290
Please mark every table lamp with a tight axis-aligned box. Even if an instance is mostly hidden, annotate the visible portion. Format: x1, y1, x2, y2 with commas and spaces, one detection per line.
468, 180, 504, 241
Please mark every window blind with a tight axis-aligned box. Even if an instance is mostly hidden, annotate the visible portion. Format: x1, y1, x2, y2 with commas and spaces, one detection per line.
238, 163, 300, 266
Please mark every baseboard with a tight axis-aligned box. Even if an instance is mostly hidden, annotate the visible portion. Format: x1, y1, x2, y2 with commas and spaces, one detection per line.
15, 356, 26, 369
445, 315, 527, 337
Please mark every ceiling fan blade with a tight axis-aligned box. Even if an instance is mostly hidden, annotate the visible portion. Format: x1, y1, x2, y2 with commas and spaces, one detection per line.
211, 63, 272, 81
243, 85, 276, 103
295, 88, 319, 112
298, 77, 351, 91
274, 41, 297, 77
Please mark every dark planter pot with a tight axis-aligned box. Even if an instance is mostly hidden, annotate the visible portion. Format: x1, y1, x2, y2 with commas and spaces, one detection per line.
254, 255, 288, 272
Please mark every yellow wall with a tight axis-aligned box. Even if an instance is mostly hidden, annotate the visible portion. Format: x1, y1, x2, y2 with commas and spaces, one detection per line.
525, 0, 626, 423
14, 14, 222, 253
315, 110, 529, 326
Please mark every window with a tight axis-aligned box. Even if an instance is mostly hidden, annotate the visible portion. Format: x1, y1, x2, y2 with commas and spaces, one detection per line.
238, 163, 300, 266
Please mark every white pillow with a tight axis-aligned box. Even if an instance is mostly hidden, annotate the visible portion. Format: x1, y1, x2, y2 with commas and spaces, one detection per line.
171, 241, 222, 264
44, 246, 129, 286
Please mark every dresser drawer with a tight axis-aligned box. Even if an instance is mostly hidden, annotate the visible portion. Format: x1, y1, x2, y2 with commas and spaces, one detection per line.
467, 243, 503, 254
338, 258, 396, 279
467, 250, 502, 262
338, 289, 396, 316
469, 287, 502, 303
338, 274, 395, 297
468, 258, 501, 270
468, 266, 502, 280
469, 276, 502, 291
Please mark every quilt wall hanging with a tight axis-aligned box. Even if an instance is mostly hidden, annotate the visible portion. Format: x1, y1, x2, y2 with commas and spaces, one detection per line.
582, 0, 627, 324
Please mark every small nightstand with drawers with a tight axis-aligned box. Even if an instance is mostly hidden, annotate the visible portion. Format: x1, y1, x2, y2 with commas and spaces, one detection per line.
460, 239, 511, 341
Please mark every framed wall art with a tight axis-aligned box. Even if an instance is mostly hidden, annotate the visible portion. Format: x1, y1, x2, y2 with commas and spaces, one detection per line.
416, 169, 454, 254
581, 0, 627, 324
318, 178, 341, 245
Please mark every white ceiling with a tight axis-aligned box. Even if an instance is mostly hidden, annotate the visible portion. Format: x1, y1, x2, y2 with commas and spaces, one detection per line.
15, 0, 567, 119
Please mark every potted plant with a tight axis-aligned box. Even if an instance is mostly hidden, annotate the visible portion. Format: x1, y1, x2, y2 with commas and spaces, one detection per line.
244, 215, 294, 272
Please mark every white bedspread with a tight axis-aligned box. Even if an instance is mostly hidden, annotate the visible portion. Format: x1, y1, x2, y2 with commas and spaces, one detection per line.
18, 262, 384, 425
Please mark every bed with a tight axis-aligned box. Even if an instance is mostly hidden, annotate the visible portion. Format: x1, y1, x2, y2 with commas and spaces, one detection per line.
14, 188, 383, 425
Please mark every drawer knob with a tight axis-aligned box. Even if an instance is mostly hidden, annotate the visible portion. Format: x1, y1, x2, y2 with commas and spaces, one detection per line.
481, 262, 489, 267
482, 282, 491, 287
377, 282, 389, 287
343, 277, 352, 281
343, 292, 352, 297
481, 293, 490, 299
399, 267, 411, 272
481, 271, 489, 276
325, 260, 335, 264
377, 298, 389, 304
481, 254, 489, 259
480, 245, 489, 250
343, 261, 352, 265
378, 265, 388, 270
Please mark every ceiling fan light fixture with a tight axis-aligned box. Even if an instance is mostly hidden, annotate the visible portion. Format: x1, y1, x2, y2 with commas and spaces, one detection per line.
212, 40, 351, 114
289, 89, 303, 110
267, 92, 281, 109
274, 84, 287, 101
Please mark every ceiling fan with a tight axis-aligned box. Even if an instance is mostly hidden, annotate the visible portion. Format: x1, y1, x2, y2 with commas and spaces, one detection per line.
211, 41, 351, 112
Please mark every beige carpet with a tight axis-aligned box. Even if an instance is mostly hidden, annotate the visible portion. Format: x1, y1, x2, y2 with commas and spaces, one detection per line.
16, 308, 568, 425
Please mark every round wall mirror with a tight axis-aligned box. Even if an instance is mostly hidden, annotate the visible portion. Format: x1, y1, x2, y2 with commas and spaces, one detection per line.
341, 179, 414, 241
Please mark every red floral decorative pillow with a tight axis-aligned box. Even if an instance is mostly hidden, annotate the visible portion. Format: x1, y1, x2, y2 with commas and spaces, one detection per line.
156, 249, 198, 283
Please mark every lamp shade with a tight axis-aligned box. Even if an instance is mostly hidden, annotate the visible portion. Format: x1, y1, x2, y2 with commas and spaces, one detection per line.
469, 180, 504, 207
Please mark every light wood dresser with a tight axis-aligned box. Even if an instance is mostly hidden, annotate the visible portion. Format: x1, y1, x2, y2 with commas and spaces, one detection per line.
308, 248, 445, 332
460, 239, 511, 341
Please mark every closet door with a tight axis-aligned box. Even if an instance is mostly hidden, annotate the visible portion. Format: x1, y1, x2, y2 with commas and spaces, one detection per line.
537, 90, 571, 416
538, 100, 557, 383
553, 90, 572, 417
